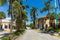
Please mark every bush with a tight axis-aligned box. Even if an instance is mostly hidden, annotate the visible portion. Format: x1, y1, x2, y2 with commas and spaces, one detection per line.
13, 30, 25, 36
54, 28, 60, 32
2, 30, 25, 40
13, 32, 20, 36
47, 27, 54, 31
1, 36, 10, 40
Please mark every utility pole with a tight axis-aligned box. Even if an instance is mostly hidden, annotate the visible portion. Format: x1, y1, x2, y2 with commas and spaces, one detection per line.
54, 0, 58, 28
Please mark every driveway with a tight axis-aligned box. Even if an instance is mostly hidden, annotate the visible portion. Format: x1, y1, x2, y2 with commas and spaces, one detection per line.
16, 30, 60, 40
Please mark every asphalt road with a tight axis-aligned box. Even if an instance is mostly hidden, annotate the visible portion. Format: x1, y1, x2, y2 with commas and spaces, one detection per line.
16, 30, 60, 40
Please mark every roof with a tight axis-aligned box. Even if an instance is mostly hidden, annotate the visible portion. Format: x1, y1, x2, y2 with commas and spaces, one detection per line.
38, 16, 47, 20
0, 19, 11, 23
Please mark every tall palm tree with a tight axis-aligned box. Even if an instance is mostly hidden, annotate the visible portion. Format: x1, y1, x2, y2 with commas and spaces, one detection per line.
30, 7, 38, 28
8, 0, 28, 31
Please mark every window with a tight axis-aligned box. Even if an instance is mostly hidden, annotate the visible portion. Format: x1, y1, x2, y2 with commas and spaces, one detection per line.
0, 25, 2, 29
5, 25, 7, 29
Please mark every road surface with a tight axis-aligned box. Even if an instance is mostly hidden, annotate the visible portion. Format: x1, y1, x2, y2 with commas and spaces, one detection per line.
16, 30, 60, 40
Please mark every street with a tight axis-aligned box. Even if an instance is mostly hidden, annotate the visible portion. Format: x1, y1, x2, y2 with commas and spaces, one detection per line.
16, 30, 60, 40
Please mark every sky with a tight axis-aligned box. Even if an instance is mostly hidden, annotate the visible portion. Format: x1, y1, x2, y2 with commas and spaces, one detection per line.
0, 0, 59, 24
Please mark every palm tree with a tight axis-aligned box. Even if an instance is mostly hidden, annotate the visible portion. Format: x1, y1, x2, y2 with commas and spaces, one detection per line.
8, 0, 28, 31
16, 10, 28, 30
41, 0, 53, 13
0, 0, 6, 19
22, 10, 28, 29
58, 13, 60, 28
47, 12, 56, 20
40, 0, 54, 28
30, 7, 38, 28
0, 12, 6, 29
47, 12, 56, 28
0, 0, 7, 6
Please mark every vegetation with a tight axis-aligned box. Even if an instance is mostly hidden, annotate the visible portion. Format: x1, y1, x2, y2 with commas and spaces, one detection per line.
6, 0, 28, 40
40, 0, 53, 13
1, 36, 11, 40
30, 7, 38, 28
1, 0, 60, 40
0, 12, 6, 27
54, 28, 60, 32
0, 12, 6, 19
47, 12, 56, 20
46, 27, 54, 31
0, 0, 7, 6
8, 0, 28, 31
13, 30, 25, 36
29, 23, 34, 28
1, 30, 25, 40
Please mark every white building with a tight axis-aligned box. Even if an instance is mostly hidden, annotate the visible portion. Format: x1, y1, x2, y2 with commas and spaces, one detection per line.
0, 18, 15, 32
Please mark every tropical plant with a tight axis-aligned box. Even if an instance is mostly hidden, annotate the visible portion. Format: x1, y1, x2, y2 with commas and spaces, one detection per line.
0, 0, 6, 18
30, 7, 38, 28
47, 12, 56, 20
8, 0, 28, 31
58, 13, 60, 26
8, 0, 28, 39
40, 0, 54, 28
46, 12, 56, 27
0, 12, 6, 19
0, 12, 6, 29
0, 0, 7, 6
40, 0, 53, 13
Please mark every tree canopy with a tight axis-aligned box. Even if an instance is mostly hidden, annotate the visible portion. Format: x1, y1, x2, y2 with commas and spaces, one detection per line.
0, 0, 7, 6
0, 12, 6, 19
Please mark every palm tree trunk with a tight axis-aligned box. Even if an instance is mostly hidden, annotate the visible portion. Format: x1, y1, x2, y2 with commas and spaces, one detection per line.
9, 0, 13, 39
19, 0, 23, 29
33, 21, 35, 28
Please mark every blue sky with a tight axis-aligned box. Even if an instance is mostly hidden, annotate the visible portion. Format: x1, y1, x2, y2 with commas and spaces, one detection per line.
0, 0, 59, 24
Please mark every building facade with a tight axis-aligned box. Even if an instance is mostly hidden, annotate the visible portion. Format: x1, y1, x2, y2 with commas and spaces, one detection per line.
0, 18, 15, 31
38, 16, 60, 29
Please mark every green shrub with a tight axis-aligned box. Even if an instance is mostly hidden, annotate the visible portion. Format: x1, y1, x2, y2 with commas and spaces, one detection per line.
13, 30, 25, 36
1, 36, 10, 40
47, 27, 54, 31
13, 32, 20, 36
54, 29, 60, 32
